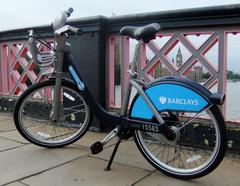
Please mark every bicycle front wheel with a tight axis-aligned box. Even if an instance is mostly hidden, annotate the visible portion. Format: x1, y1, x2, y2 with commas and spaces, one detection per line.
134, 106, 226, 179
14, 79, 92, 148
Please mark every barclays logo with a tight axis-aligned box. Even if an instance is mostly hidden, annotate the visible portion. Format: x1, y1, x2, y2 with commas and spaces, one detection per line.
159, 96, 199, 106
159, 96, 167, 104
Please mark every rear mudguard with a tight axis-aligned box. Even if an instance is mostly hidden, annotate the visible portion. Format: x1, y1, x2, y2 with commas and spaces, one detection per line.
129, 76, 224, 120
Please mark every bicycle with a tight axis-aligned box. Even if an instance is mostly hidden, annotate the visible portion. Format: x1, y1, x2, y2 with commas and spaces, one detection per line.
13, 8, 227, 179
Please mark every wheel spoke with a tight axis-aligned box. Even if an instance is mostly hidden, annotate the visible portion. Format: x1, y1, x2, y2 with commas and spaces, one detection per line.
16, 82, 91, 147
135, 106, 224, 178
179, 105, 213, 130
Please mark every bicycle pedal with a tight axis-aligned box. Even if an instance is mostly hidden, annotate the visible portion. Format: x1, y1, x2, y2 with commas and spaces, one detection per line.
91, 141, 103, 154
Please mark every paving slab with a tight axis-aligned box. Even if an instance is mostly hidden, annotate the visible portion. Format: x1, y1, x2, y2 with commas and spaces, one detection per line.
0, 119, 17, 132
5, 182, 26, 186
19, 156, 149, 186
0, 137, 24, 152
0, 113, 240, 186
92, 139, 155, 171
0, 144, 89, 185
0, 113, 13, 121
0, 130, 29, 144
74, 131, 117, 148
135, 157, 240, 186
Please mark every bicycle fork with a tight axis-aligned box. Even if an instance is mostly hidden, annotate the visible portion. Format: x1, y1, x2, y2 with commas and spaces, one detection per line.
52, 44, 66, 122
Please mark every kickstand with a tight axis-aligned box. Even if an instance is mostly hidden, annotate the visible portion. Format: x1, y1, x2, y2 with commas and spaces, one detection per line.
104, 137, 122, 171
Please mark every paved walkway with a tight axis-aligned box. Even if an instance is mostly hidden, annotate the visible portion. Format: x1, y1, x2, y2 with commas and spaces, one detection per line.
0, 113, 240, 186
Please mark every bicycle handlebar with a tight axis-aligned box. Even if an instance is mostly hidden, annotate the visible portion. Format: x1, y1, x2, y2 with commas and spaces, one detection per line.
52, 8, 82, 36
53, 7, 73, 31
68, 25, 83, 35
28, 8, 82, 66
54, 25, 83, 36
66, 7, 73, 16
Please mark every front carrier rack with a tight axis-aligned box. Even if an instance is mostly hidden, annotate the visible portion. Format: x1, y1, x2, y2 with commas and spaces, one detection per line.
28, 30, 56, 68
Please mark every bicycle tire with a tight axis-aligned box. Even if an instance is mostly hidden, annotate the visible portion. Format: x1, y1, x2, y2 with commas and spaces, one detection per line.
133, 105, 226, 179
14, 79, 93, 148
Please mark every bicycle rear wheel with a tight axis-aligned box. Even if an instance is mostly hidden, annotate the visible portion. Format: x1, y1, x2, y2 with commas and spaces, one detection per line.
134, 106, 226, 179
14, 79, 92, 148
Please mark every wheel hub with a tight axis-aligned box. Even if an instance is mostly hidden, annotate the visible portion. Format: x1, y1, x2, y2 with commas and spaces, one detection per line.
147, 126, 180, 145
168, 126, 180, 145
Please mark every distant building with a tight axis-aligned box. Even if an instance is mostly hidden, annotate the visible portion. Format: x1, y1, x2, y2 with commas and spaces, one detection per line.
192, 65, 203, 82
152, 47, 203, 82
151, 62, 172, 78
176, 47, 183, 68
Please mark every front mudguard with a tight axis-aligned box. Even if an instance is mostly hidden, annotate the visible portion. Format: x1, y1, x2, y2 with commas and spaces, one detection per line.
129, 76, 224, 120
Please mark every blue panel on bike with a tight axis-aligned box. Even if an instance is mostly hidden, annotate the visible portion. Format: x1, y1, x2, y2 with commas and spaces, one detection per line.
131, 84, 208, 119
69, 65, 85, 91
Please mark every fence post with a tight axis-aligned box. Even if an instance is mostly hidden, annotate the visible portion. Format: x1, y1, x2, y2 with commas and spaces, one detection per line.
0, 44, 9, 96
218, 30, 228, 116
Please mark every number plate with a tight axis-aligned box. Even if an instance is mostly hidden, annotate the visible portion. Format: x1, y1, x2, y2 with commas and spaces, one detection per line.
142, 124, 160, 132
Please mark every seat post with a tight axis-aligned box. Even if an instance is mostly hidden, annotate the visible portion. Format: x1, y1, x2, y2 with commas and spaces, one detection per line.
120, 41, 143, 116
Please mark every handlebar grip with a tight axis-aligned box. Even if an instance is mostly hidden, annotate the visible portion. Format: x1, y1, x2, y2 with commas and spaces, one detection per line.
53, 8, 74, 31
68, 26, 83, 35
66, 7, 73, 17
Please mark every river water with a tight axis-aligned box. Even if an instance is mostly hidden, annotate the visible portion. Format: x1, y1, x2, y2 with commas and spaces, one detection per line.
226, 81, 240, 120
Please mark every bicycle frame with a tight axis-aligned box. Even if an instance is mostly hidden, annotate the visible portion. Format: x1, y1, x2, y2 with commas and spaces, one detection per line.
20, 9, 227, 178
51, 36, 174, 138
27, 8, 221, 139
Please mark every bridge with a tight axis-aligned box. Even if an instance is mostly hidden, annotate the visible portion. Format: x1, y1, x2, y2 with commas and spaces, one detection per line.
0, 4, 240, 151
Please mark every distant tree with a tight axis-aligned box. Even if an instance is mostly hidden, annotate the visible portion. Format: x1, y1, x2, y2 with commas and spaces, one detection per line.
233, 73, 240, 79
227, 70, 240, 80
202, 72, 211, 79
227, 70, 234, 79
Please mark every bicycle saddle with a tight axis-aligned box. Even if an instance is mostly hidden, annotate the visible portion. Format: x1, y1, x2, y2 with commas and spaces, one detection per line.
120, 23, 160, 43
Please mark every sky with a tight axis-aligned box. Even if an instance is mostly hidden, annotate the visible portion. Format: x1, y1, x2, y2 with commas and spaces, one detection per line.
0, 0, 240, 72
1, 0, 240, 31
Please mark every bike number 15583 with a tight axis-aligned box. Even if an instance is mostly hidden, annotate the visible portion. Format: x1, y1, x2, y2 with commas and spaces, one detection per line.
142, 124, 159, 132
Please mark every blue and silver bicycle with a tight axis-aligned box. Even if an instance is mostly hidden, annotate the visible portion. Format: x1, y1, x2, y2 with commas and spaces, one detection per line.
13, 8, 227, 179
